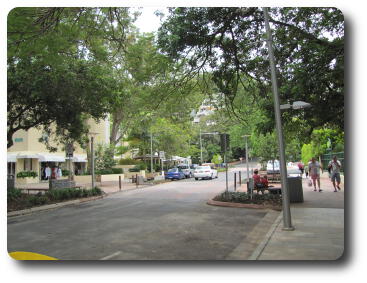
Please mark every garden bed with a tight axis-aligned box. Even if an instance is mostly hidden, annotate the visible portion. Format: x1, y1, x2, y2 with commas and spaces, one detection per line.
7, 187, 103, 212
211, 192, 282, 210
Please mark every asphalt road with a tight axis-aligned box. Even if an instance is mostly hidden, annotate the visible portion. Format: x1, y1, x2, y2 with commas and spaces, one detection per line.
8, 165, 271, 260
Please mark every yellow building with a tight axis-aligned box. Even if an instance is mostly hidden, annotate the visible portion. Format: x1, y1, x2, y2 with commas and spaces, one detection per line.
7, 118, 110, 184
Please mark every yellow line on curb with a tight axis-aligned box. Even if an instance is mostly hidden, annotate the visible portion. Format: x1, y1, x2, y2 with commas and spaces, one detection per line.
9, 251, 58, 260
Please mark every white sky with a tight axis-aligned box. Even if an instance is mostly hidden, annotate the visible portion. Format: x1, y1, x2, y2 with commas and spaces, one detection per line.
132, 7, 168, 33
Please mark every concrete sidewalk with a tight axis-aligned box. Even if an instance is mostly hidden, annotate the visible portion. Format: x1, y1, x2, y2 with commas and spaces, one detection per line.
250, 173, 344, 260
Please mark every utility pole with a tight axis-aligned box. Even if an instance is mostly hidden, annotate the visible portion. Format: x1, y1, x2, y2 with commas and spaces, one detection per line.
263, 7, 294, 231
150, 131, 154, 173
199, 127, 203, 164
243, 135, 250, 181
91, 136, 95, 189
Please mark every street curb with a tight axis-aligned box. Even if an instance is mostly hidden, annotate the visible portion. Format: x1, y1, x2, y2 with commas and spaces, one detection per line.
207, 199, 281, 210
248, 212, 283, 260
7, 195, 105, 217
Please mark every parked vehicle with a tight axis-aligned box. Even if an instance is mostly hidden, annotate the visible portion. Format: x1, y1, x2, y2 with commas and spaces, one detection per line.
177, 164, 193, 178
266, 160, 280, 173
165, 168, 185, 180
193, 165, 218, 180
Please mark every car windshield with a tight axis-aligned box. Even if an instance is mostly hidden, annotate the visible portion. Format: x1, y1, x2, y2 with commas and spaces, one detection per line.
168, 168, 178, 173
196, 166, 210, 170
177, 165, 188, 169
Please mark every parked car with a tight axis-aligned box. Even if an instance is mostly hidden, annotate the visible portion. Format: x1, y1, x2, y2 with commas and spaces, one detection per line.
177, 164, 193, 178
193, 165, 218, 180
165, 168, 185, 180
267, 160, 280, 173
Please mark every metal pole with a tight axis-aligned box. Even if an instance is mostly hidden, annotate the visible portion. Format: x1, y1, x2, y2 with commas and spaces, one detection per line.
234, 172, 237, 191
199, 128, 203, 164
263, 7, 294, 231
225, 135, 228, 192
119, 175, 121, 191
91, 136, 95, 189
150, 131, 154, 173
245, 136, 249, 182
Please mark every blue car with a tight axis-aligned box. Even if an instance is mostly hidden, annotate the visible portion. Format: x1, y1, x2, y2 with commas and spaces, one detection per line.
165, 168, 185, 180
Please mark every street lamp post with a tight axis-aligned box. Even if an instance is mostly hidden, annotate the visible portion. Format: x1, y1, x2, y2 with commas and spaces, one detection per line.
150, 131, 154, 173
242, 135, 250, 181
263, 7, 294, 231
199, 128, 203, 164
88, 132, 98, 189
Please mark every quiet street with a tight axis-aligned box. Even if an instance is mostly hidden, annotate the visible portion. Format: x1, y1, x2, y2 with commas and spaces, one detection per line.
8, 165, 275, 260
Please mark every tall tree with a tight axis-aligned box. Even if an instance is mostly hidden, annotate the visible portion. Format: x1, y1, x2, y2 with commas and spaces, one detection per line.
158, 7, 344, 133
7, 7, 135, 148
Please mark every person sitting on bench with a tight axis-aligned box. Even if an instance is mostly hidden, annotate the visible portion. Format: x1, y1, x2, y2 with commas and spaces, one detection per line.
253, 169, 266, 194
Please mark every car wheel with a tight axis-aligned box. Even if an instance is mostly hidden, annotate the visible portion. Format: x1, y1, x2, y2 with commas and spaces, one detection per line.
210, 174, 213, 180
195, 178, 198, 180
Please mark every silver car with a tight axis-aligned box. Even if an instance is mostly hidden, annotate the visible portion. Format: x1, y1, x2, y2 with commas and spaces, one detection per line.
177, 164, 193, 178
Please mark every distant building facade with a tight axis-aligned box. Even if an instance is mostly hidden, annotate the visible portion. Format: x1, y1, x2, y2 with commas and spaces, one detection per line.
7, 117, 110, 184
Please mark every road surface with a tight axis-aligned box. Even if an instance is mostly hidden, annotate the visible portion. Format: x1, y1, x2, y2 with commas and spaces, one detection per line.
8, 163, 274, 260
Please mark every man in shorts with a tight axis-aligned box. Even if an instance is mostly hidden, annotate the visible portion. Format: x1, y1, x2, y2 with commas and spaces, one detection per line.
328, 156, 342, 192
308, 157, 322, 192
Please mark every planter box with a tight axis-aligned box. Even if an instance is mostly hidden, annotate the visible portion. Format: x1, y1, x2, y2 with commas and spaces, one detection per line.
99, 174, 124, 182
74, 175, 93, 183
15, 177, 39, 185
74, 174, 125, 183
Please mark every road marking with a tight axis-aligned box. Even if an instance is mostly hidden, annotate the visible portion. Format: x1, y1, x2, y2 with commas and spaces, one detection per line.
100, 251, 121, 260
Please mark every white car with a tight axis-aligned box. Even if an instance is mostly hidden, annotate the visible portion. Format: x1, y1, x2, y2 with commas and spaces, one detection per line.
267, 160, 280, 173
193, 165, 218, 180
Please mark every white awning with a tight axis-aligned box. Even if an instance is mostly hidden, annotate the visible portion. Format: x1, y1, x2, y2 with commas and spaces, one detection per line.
37, 154, 65, 162
7, 154, 17, 162
73, 155, 87, 162
17, 153, 40, 159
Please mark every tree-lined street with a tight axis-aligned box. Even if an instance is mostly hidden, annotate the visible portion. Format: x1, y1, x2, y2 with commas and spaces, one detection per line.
8, 165, 274, 260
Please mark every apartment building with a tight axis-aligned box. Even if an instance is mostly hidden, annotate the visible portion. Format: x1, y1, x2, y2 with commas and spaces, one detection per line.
7, 118, 110, 184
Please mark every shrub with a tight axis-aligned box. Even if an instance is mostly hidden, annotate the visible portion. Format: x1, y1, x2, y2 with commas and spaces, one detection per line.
129, 162, 147, 172
16, 171, 38, 178
91, 187, 102, 196
7, 188, 22, 201
95, 169, 114, 175
61, 169, 70, 176
111, 168, 123, 174
118, 158, 140, 165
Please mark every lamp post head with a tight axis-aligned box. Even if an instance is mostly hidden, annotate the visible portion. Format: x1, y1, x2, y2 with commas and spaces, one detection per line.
292, 101, 312, 109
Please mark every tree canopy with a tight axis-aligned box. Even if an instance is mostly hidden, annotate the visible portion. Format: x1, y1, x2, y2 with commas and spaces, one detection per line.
158, 7, 344, 133
7, 7, 135, 148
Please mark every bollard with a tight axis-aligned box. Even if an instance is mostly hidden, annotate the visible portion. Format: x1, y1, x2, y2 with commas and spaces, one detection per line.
234, 172, 237, 191
239, 171, 242, 185
119, 175, 122, 191
136, 174, 138, 188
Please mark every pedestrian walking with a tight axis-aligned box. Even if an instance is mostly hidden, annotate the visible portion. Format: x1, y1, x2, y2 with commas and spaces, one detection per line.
328, 156, 342, 192
45, 165, 51, 180
308, 157, 322, 192
57, 166, 62, 179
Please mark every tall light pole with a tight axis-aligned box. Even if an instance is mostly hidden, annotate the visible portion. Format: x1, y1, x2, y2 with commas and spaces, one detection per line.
242, 135, 250, 181
199, 127, 203, 164
89, 132, 98, 189
150, 131, 154, 173
263, 7, 294, 231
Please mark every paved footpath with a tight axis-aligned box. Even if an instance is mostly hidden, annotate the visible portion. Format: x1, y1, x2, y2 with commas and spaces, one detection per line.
250, 173, 344, 260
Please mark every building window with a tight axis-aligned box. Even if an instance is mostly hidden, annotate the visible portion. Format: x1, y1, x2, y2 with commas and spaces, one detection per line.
23, 159, 32, 171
